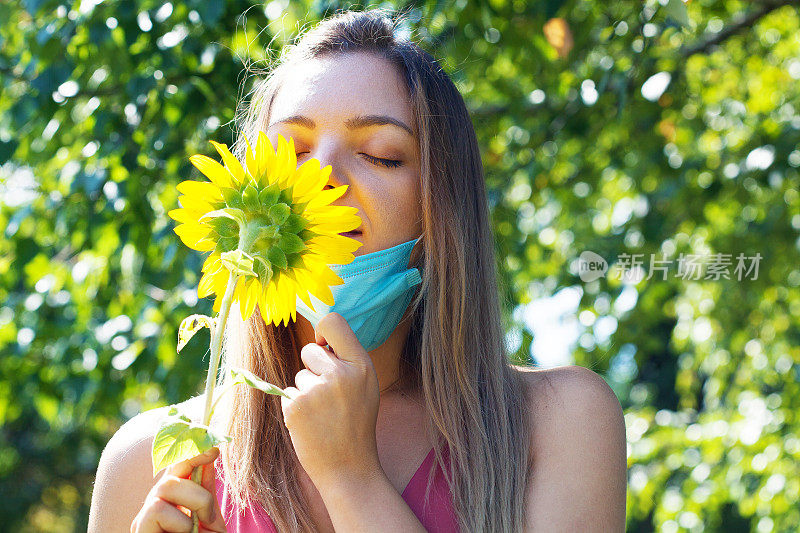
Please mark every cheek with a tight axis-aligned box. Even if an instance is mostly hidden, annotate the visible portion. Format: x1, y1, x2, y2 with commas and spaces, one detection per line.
386, 172, 422, 231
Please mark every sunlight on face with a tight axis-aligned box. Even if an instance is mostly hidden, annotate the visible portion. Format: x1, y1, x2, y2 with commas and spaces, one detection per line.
266, 51, 423, 256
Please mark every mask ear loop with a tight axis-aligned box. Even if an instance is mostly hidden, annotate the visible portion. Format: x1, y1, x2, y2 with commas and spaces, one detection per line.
408, 234, 424, 270
407, 236, 426, 307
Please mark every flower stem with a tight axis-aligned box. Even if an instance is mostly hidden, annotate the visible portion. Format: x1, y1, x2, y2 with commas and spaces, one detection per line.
210, 380, 236, 415
190, 269, 238, 533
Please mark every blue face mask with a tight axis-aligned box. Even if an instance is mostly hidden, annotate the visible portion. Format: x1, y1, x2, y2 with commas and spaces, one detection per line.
294, 237, 423, 352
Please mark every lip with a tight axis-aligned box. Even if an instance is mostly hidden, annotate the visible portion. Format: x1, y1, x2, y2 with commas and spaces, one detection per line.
339, 231, 363, 238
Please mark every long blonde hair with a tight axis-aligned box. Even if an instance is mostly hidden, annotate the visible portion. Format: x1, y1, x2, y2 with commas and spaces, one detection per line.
212, 9, 531, 532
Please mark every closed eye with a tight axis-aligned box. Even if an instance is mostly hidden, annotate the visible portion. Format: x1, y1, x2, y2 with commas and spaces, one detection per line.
359, 153, 403, 169
295, 152, 402, 169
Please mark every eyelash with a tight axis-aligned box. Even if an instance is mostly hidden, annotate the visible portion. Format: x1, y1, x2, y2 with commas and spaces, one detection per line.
296, 152, 403, 169
361, 153, 403, 168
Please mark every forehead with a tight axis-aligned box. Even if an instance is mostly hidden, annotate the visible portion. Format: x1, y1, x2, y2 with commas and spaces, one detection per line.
268, 52, 414, 131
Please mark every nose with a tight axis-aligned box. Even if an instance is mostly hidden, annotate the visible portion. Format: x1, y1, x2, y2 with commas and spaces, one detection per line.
309, 140, 348, 192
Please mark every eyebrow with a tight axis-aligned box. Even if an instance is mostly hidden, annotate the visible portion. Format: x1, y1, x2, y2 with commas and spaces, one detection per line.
268, 114, 414, 137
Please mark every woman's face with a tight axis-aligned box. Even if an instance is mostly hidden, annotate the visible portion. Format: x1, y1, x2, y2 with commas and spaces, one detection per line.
265, 51, 423, 257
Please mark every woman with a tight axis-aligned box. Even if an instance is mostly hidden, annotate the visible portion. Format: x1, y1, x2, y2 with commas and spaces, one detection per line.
88, 9, 626, 533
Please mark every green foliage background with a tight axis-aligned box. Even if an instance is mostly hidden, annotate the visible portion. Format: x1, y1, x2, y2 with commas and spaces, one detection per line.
1, 0, 799, 531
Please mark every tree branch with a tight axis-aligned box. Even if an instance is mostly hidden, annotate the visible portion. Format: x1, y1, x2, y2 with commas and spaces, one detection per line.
680, 0, 800, 58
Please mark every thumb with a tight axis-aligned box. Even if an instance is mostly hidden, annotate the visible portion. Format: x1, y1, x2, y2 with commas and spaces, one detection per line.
314, 312, 370, 365
166, 446, 220, 479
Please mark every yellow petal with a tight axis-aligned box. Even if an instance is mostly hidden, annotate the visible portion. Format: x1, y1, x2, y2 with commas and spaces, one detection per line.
310, 215, 362, 235
174, 222, 210, 241
239, 278, 259, 321
178, 194, 215, 213
212, 269, 228, 295
318, 249, 354, 265
292, 270, 322, 311
276, 275, 295, 326
315, 265, 345, 288
201, 253, 222, 273
195, 239, 216, 252
176, 180, 223, 202
284, 276, 298, 324
197, 270, 217, 298
306, 206, 362, 232
257, 285, 267, 321
275, 134, 297, 188
168, 208, 204, 225
303, 181, 346, 208
306, 205, 360, 219
189, 154, 235, 189
234, 277, 246, 319
295, 287, 315, 312
210, 140, 245, 185
301, 255, 344, 285
308, 234, 363, 254
256, 131, 275, 183
310, 282, 334, 307
292, 161, 332, 203
201, 269, 228, 298
261, 281, 279, 326
244, 135, 258, 179
174, 223, 216, 251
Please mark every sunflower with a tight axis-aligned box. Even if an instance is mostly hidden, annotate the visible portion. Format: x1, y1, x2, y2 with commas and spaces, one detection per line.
168, 132, 362, 325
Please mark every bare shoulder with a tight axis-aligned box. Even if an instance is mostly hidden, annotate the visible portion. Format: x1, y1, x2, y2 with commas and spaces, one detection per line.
513, 364, 624, 429
87, 395, 206, 533
511, 365, 627, 532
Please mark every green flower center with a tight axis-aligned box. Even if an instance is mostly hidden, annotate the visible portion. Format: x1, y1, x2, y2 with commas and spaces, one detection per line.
207, 177, 319, 285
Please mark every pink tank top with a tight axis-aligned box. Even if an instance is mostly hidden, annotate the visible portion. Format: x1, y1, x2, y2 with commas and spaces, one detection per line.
215, 445, 459, 532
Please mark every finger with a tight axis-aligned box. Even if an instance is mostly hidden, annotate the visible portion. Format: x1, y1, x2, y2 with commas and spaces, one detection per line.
282, 386, 300, 400
154, 475, 217, 525
314, 312, 369, 364
281, 387, 300, 428
294, 368, 322, 391
200, 460, 227, 532
300, 342, 337, 375
166, 446, 219, 479
145, 496, 193, 532
201, 456, 216, 492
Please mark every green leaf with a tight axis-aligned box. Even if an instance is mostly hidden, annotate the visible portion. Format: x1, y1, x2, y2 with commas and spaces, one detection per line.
177, 314, 215, 352
220, 249, 257, 277
664, 0, 693, 29
254, 256, 273, 285
151, 406, 233, 477
267, 246, 287, 269
268, 203, 290, 225
198, 208, 246, 229
242, 184, 260, 211
222, 187, 244, 209
258, 183, 280, 206
212, 217, 239, 238
282, 213, 308, 234
288, 252, 307, 271
229, 367, 289, 398
257, 224, 280, 241
278, 233, 306, 255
